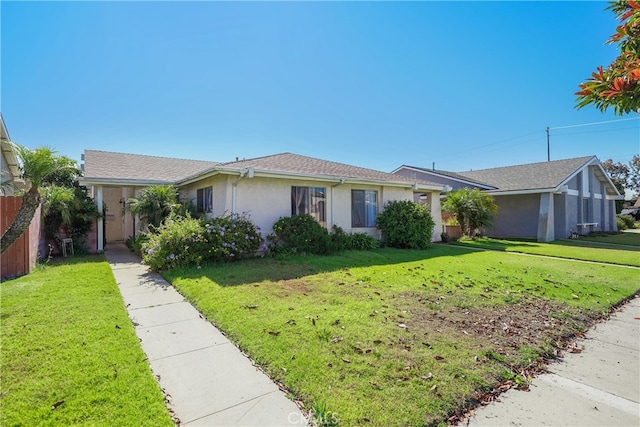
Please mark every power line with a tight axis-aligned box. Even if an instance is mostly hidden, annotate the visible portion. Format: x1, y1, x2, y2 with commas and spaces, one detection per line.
549, 116, 639, 130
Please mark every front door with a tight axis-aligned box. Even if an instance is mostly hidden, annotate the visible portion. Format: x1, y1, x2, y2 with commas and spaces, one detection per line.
103, 187, 124, 243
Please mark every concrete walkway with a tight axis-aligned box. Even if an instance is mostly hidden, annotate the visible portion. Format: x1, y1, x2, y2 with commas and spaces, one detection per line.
104, 245, 307, 426
463, 296, 640, 426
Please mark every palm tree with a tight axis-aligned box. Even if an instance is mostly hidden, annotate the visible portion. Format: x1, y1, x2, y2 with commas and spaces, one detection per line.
127, 185, 179, 231
442, 188, 498, 237
1, 143, 74, 254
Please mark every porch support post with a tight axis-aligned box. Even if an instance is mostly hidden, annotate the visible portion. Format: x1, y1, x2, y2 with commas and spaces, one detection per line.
96, 185, 104, 252
537, 192, 555, 242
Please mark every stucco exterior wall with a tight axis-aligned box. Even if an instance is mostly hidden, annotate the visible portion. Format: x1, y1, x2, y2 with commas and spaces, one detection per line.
180, 175, 441, 241
554, 193, 568, 239
488, 194, 540, 238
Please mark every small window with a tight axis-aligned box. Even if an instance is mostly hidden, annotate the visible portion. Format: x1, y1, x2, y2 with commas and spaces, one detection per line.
291, 186, 326, 225
197, 187, 213, 214
352, 190, 378, 227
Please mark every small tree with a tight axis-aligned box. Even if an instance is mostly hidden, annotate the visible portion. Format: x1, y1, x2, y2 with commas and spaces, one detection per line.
1, 143, 75, 254
442, 188, 498, 237
375, 200, 434, 249
128, 185, 179, 231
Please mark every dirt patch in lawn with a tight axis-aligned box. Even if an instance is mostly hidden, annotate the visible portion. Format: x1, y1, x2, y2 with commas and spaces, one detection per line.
395, 292, 603, 423
404, 295, 596, 352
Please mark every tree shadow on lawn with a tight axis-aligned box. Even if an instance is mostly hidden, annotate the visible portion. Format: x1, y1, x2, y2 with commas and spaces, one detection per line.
555, 238, 640, 252
44, 253, 108, 267
459, 237, 640, 253
164, 244, 479, 287
455, 238, 540, 251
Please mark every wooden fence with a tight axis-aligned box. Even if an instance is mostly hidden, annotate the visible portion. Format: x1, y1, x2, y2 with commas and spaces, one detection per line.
1, 196, 41, 280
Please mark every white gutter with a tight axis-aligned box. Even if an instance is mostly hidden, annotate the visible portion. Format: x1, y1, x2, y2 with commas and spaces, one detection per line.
330, 178, 346, 228
231, 167, 254, 213
485, 187, 561, 196
78, 177, 173, 186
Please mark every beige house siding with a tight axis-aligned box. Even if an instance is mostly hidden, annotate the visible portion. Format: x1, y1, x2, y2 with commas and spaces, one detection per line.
181, 176, 442, 241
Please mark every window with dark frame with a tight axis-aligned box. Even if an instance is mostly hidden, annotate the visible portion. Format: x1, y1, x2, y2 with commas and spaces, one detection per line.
197, 187, 213, 214
352, 189, 378, 227
291, 186, 326, 225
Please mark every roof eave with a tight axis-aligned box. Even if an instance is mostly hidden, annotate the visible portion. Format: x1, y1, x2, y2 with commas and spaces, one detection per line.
485, 187, 560, 196
393, 165, 496, 190
79, 177, 175, 186
178, 166, 444, 190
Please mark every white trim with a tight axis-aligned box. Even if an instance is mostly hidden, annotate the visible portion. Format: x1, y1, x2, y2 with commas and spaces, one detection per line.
178, 166, 444, 192
391, 165, 496, 190
79, 177, 173, 186
486, 188, 559, 196
96, 186, 104, 252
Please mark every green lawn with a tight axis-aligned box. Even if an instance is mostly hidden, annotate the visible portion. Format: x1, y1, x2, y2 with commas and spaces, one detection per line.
579, 231, 640, 246
164, 246, 640, 426
0, 256, 173, 426
453, 235, 640, 267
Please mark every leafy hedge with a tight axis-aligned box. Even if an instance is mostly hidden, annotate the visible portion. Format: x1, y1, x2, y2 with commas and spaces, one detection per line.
268, 215, 379, 255
141, 213, 263, 270
616, 214, 636, 230
376, 200, 434, 249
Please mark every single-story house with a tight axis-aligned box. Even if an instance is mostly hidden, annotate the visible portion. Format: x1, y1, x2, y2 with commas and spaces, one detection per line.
392, 156, 622, 242
80, 151, 445, 251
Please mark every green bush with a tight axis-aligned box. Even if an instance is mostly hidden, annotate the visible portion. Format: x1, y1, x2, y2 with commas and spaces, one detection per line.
330, 225, 380, 251
202, 213, 264, 262
616, 214, 635, 230
126, 234, 150, 256
346, 231, 380, 250
268, 214, 334, 255
142, 213, 263, 270
376, 200, 434, 249
142, 215, 209, 270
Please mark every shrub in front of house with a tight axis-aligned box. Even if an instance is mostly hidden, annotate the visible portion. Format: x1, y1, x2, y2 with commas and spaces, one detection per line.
142, 213, 263, 270
268, 214, 335, 255
268, 217, 380, 255
616, 214, 636, 230
202, 213, 263, 262
376, 200, 434, 249
330, 225, 380, 251
125, 233, 150, 256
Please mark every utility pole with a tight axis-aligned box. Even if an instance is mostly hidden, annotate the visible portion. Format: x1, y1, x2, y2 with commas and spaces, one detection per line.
546, 126, 550, 161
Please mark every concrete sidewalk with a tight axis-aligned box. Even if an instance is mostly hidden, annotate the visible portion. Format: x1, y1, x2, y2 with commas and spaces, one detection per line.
463, 296, 640, 426
105, 245, 307, 426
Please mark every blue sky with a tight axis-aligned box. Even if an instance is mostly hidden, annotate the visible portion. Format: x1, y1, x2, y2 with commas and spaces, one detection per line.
2, 1, 638, 174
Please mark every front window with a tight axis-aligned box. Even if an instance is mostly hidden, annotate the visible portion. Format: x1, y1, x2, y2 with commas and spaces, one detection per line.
352, 190, 378, 227
291, 186, 326, 226
197, 187, 213, 214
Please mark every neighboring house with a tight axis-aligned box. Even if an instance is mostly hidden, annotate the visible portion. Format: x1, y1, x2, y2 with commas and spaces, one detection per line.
393, 156, 622, 242
1, 114, 40, 280
1, 114, 21, 195
80, 151, 444, 251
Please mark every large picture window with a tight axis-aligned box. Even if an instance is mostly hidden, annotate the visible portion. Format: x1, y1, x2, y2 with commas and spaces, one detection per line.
291, 186, 326, 225
197, 187, 213, 214
352, 190, 378, 227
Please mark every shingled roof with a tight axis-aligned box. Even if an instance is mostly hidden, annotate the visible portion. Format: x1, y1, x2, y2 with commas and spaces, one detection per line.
82, 150, 442, 189
209, 152, 436, 185
82, 150, 218, 184
456, 156, 595, 192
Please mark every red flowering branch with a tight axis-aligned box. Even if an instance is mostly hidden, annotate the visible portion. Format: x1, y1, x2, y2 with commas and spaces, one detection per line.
576, 1, 640, 115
